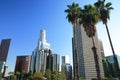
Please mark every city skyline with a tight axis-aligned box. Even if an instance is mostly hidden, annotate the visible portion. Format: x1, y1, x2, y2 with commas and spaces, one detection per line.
0, 0, 120, 74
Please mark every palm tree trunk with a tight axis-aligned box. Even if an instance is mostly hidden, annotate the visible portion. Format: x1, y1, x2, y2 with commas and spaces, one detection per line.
91, 36, 101, 80
105, 23, 120, 79
73, 23, 79, 80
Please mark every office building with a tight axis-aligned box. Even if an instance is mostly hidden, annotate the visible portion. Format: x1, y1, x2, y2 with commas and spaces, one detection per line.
46, 54, 60, 72
0, 39, 11, 76
73, 24, 104, 79
102, 55, 120, 77
61, 56, 66, 73
14, 56, 30, 73
29, 30, 52, 74
64, 63, 72, 80
62, 56, 65, 65
0, 39, 11, 62
98, 40, 105, 58
0, 61, 5, 73
52, 54, 60, 72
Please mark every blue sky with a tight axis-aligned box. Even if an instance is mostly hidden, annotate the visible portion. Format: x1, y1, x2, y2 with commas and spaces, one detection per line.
0, 0, 120, 73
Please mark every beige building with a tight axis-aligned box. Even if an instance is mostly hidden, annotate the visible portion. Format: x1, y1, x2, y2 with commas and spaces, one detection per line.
73, 24, 104, 80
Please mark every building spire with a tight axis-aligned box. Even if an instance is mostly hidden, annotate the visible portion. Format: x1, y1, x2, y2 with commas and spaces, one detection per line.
40, 29, 46, 43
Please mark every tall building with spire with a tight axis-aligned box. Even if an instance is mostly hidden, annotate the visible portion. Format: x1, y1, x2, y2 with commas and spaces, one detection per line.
73, 25, 104, 80
29, 29, 51, 74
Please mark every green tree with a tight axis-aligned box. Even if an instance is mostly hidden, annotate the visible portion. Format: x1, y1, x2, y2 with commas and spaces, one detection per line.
33, 72, 43, 80
51, 73, 57, 80
0, 72, 2, 80
27, 75, 33, 80
8, 71, 14, 75
80, 4, 101, 80
16, 71, 21, 80
59, 72, 66, 80
65, 2, 81, 80
45, 69, 51, 80
94, 0, 120, 79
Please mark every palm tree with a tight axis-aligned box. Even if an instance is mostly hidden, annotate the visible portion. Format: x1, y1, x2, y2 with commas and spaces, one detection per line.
65, 2, 81, 80
80, 4, 101, 80
94, 0, 120, 79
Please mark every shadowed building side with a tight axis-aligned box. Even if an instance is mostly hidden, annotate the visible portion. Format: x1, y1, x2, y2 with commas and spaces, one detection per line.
0, 39, 11, 62
0, 39, 11, 77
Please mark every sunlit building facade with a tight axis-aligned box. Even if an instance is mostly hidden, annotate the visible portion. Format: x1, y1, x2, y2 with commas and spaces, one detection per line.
52, 54, 60, 72
73, 24, 104, 80
29, 30, 52, 74
14, 56, 30, 73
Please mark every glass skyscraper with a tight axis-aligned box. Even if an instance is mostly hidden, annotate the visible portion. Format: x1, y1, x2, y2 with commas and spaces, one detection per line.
0, 39, 11, 76
52, 54, 60, 72
29, 30, 52, 74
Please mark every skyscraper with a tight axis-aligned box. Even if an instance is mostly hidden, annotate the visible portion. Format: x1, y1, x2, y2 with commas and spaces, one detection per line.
14, 56, 30, 73
52, 54, 60, 72
103, 55, 120, 78
61, 56, 66, 74
0, 39, 11, 74
73, 24, 104, 79
62, 56, 65, 65
29, 30, 51, 74
0, 39, 11, 61
64, 63, 72, 80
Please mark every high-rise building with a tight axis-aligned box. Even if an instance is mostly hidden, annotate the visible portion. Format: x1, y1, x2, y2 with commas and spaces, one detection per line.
73, 24, 104, 79
61, 56, 72, 80
102, 55, 120, 77
46, 54, 60, 72
29, 30, 52, 74
0, 39, 11, 62
0, 39, 11, 76
61, 56, 66, 73
102, 57, 116, 77
64, 63, 72, 80
62, 56, 65, 65
52, 54, 60, 72
14, 56, 30, 73
98, 40, 105, 59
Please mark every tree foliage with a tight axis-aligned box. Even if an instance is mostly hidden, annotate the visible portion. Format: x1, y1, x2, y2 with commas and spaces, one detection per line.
33, 72, 43, 80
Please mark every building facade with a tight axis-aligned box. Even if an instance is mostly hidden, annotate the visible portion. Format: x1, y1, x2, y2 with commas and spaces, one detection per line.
0, 39, 11, 76
61, 56, 66, 74
0, 39, 11, 62
73, 24, 104, 80
102, 55, 120, 77
29, 30, 53, 74
14, 56, 30, 73
64, 63, 72, 80
51, 54, 60, 72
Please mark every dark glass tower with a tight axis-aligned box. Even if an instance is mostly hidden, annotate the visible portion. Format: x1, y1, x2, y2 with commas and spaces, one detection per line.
0, 39, 11, 61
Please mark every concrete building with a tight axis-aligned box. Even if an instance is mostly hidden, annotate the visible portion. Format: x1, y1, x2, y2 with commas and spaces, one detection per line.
73, 24, 104, 80
14, 56, 30, 73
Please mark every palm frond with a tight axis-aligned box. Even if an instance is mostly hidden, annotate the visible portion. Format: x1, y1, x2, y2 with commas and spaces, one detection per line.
105, 2, 112, 8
